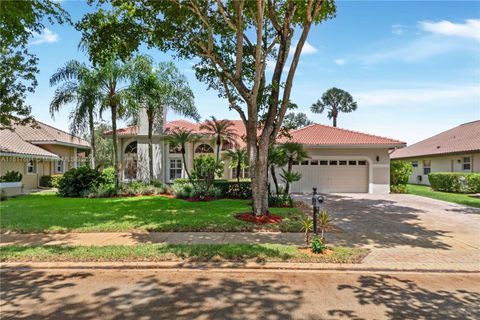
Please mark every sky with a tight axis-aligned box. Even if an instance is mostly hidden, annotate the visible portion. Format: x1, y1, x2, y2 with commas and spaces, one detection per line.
25, 0, 480, 145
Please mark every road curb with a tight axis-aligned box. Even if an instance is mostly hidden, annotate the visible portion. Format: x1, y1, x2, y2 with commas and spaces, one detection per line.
1, 262, 479, 274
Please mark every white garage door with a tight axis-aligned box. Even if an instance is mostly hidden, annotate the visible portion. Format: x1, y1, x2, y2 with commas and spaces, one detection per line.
290, 159, 369, 194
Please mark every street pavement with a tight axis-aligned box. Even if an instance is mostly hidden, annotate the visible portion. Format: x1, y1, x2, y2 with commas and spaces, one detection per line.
1, 268, 479, 319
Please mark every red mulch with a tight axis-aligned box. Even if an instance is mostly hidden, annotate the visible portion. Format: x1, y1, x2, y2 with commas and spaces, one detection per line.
184, 196, 217, 202
235, 212, 283, 224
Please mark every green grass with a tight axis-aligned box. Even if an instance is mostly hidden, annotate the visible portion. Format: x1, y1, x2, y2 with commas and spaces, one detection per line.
0, 244, 369, 263
0, 192, 305, 233
407, 184, 480, 208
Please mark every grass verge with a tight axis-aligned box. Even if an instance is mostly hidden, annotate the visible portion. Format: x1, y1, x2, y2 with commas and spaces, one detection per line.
0, 244, 369, 264
407, 184, 480, 209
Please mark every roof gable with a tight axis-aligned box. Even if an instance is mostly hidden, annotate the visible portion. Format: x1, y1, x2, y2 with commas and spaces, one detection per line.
13, 121, 90, 148
0, 129, 59, 159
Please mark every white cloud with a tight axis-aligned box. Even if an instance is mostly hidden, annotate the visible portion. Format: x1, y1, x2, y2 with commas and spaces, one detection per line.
420, 19, 480, 40
391, 24, 407, 36
334, 59, 346, 66
30, 28, 59, 45
290, 41, 318, 56
354, 85, 480, 107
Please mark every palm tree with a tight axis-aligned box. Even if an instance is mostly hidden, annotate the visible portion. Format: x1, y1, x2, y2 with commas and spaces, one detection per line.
166, 128, 198, 182
50, 60, 99, 168
311, 87, 358, 127
279, 142, 309, 194
199, 117, 239, 163
129, 56, 199, 181
225, 148, 248, 184
268, 146, 287, 195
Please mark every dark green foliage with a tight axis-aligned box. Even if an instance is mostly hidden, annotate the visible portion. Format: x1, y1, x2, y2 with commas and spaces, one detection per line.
311, 235, 326, 254
311, 87, 358, 127
268, 194, 294, 208
282, 112, 314, 130
0, 171, 22, 182
213, 180, 252, 199
390, 160, 413, 193
428, 172, 480, 194
0, 190, 7, 201
57, 166, 103, 197
39, 174, 62, 188
100, 167, 116, 185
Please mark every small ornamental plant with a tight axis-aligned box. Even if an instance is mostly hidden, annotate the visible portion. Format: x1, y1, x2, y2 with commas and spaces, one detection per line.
300, 216, 313, 246
319, 209, 331, 243
311, 235, 326, 254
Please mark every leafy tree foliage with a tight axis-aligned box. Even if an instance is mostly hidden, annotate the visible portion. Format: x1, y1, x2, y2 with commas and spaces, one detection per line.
311, 87, 357, 127
0, 0, 69, 128
225, 148, 248, 184
278, 142, 309, 194
83, 122, 114, 169
200, 117, 239, 163
166, 128, 199, 182
283, 112, 314, 130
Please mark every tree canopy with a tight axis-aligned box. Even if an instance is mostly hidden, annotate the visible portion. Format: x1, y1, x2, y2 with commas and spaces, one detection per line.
311, 87, 357, 127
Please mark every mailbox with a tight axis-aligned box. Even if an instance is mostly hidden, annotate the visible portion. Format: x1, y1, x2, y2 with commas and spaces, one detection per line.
311, 187, 324, 209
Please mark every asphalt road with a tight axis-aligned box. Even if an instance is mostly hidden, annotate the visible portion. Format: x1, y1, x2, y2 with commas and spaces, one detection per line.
1, 268, 479, 319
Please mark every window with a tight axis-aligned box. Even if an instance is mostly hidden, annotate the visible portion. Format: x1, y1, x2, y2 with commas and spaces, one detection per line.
292, 160, 299, 165
310, 160, 319, 165
169, 144, 182, 154
124, 141, 137, 154
358, 160, 367, 166
195, 144, 214, 153
55, 160, 65, 173
26, 160, 36, 174
423, 160, 431, 175
169, 159, 183, 180
463, 157, 471, 171
301, 160, 309, 165
319, 160, 328, 166
329, 160, 338, 165
348, 160, 357, 165
339, 160, 347, 166
232, 167, 250, 179
411, 161, 418, 168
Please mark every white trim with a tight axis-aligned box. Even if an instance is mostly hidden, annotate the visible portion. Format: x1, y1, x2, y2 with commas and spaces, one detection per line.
55, 159, 65, 174
0, 152, 58, 160
25, 160, 37, 175
30, 141, 90, 150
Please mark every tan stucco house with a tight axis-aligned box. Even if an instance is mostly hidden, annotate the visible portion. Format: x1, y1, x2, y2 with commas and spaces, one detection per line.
391, 120, 480, 185
106, 108, 405, 194
0, 121, 90, 190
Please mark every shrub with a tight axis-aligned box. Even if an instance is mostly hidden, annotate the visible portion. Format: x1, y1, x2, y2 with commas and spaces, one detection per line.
390, 160, 413, 193
268, 194, 293, 207
0, 171, 22, 182
213, 180, 252, 199
311, 235, 326, 254
57, 166, 103, 197
39, 175, 62, 188
428, 172, 480, 193
172, 181, 195, 199
120, 181, 164, 196
101, 167, 116, 185
88, 183, 119, 198
0, 190, 7, 201
299, 217, 313, 246
390, 185, 408, 193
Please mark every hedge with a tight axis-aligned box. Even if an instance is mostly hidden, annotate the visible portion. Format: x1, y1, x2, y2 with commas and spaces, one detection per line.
213, 180, 252, 199
428, 172, 480, 194
39, 175, 63, 188
390, 160, 413, 193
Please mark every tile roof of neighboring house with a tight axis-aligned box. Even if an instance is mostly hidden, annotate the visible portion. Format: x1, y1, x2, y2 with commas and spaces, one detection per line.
107, 120, 403, 148
391, 120, 480, 159
0, 129, 59, 159
281, 123, 405, 146
13, 121, 90, 149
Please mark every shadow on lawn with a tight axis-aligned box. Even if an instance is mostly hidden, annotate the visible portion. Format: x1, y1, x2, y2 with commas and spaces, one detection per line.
329, 274, 480, 320
1, 269, 304, 319
293, 194, 452, 250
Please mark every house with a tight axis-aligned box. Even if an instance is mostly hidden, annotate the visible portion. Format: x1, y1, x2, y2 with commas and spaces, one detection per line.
391, 120, 480, 185
105, 108, 405, 194
0, 121, 90, 190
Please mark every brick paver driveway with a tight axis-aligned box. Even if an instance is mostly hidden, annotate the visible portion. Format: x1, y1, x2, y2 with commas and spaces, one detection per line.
293, 193, 480, 270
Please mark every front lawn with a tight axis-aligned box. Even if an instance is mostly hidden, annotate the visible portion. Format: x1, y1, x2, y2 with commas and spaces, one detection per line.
0, 244, 369, 263
407, 184, 480, 208
0, 192, 305, 233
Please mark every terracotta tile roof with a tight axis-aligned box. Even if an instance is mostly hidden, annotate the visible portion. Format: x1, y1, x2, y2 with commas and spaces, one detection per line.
0, 129, 59, 159
13, 121, 90, 148
279, 123, 405, 146
104, 126, 139, 136
391, 120, 480, 159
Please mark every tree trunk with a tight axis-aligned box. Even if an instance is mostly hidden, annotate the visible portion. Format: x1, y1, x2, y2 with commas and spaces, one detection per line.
285, 159, 293, 194
250, 142, 269, 216
111, 105, 119, 187
148, 114, 154, 182
88, 110, 96, 169
236, 162, 241, 185
333, 116, 337, 127
270, 165, 279, 195
181, 148, 192, 182
216, 137, 221, 163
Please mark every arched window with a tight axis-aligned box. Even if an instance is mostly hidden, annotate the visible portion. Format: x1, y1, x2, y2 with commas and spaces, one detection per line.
195, 144, 214, 153
125, 141, 137, 154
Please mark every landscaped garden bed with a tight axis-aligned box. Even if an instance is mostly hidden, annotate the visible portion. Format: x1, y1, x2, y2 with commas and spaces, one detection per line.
0, 244, 369, 264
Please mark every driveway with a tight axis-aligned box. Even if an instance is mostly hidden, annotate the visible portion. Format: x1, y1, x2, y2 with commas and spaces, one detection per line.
293, 193, 480, 269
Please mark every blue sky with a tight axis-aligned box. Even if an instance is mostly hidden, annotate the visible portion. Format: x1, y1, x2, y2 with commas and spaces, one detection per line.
26, 1, 480, 144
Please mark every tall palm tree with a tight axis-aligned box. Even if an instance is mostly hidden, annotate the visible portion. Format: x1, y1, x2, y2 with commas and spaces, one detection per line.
199, 117, 238, 163
279, 142, 309, 194
225, 148, 248, 184
129, 56, 199, 181
50, 60, 99, 168
268, 146, 287, 195
311, 87, 358, 127
166, 128, 197, 182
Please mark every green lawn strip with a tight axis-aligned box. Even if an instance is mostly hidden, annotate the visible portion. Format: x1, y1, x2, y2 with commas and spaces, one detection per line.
407, 184, 480, 209
0, 192, 305, 233
0, 244, 369, 263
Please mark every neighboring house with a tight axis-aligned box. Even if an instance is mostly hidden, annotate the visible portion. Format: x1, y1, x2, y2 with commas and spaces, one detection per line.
391, 120, 480, 185
106, 108, 405, 194
0, 121, 90, 189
